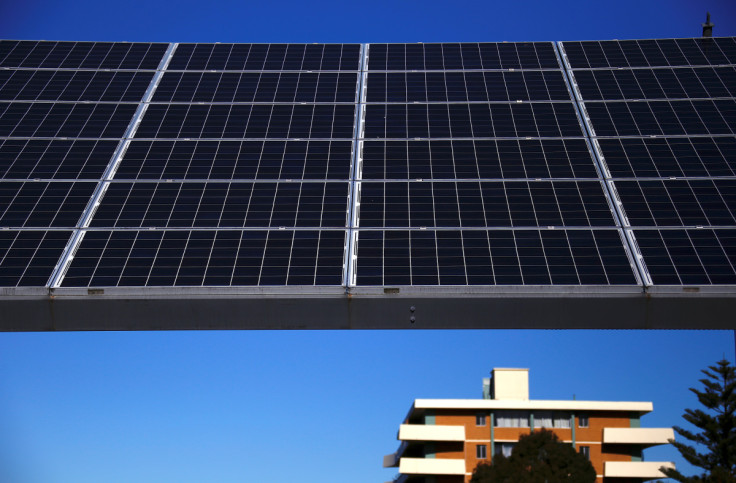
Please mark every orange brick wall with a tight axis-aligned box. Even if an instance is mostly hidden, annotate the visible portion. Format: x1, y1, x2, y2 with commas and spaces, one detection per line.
425, 409, 637, 483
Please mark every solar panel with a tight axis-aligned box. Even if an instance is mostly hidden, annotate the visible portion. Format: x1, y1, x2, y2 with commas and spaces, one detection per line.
596, 137, 736, 178
89, 181, 350, 228
355, 229, 637, 286
360, 139, 600, 179
583, 99, 736, 137
0, 41, 168, 69
152, 72, 359, 103
0, 139, 117, 179
0, 70, 156, 102
363, 103, 583, 139
61, 229, 346, 287
135, 104, 356, 139
167, 43, 361, 71
0, 102, 139, 138
0, 181, 96, 227
357, 181, 615, 227
113, 140, 353, 180
562, 38, 736, 69
367, 42, 560, 70
572, 67, 736, 100
633, 228, 736, 284
0, 38, 734, 330
365, 71, 571, 102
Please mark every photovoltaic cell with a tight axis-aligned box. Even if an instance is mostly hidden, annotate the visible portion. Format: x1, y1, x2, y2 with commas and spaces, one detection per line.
360, 139, 599, 180
60, 229, 346, 287
0, 41, 168, 69
365, 71, 571, 103
363, 103, 583, 139
355, 229, 637, 285
0, 229, 72, 287
0, 139, 117, 179
584, 99, 736, 137
633, 228, 736, 284
135, 104, 356, 139
152, 72, 358, 103
358, 181, 614, 228
563, 37, 736, 69
167, 44, 361, 71
573, 67, 736, 101
0, 181, 96, 227
598, 137, 736, 178
90, 182, 350, 228
367, 42, 560, 70
0, 70, 155, 102
0, 102, 138, 138
616, 179, 736, 227
115, 140, 353, 180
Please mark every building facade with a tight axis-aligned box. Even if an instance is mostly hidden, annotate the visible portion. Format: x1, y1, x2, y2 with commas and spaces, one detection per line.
383, 368, 674, 483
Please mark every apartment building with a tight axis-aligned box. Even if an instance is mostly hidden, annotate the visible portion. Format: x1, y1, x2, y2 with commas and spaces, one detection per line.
383, 368, 674, 483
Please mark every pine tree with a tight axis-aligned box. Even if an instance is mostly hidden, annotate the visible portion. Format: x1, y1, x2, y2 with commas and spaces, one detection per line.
662, 359, 736, 482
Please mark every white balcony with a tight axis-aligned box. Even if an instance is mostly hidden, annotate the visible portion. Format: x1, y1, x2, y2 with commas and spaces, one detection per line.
398, 424, 465, 442
604, 461, 675, 478
399, 457, 466, 475
603, 428, 674, 447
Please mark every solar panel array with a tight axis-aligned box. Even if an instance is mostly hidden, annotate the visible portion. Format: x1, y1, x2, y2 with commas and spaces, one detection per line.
561, 37, 736, 285
0, 38, 734, 291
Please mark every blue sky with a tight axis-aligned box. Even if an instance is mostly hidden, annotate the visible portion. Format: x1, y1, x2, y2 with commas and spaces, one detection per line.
1, 0, 736, 482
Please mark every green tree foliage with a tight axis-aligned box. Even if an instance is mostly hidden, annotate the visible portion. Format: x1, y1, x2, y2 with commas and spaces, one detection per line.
661, 359, 736, 482
470, 428, 596, 483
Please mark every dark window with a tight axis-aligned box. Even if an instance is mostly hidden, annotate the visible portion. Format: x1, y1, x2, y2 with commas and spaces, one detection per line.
476, 444, 487, 459
476, 413, 486, 426
579, 446, 590, 459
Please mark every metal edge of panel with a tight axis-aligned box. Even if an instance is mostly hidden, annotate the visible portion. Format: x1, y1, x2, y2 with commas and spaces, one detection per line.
345, 44, 368, 289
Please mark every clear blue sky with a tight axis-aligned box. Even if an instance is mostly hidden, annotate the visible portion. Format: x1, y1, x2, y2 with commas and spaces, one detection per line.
1, 1, 736, 482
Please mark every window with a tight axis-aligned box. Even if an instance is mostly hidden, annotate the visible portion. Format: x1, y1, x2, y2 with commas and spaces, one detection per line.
535, 411, 553, 428
494, 443, 515, 458
534, 411, 570, 428
578, 414, 589, 428
495, 410, 530, 427
554, 412, 572, 428
476, 413, 486, 426
579, 446, 590, 460
476, 444, 487, 459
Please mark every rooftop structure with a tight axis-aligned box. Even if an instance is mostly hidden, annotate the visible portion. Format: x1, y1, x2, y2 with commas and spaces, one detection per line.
383, 368, 675, 482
